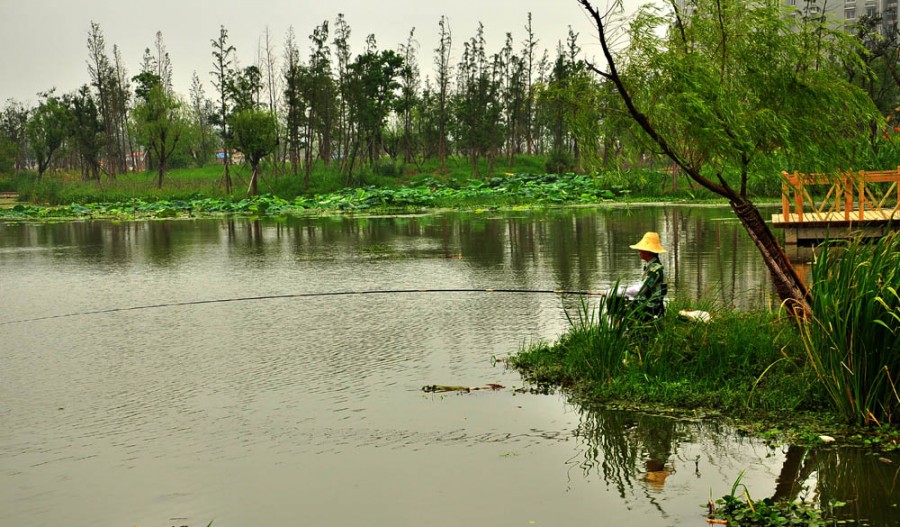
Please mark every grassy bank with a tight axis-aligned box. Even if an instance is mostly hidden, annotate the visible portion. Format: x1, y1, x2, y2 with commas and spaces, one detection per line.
0, 154, 757, 211
511, 297, 821, 416
510, 234, 900, 447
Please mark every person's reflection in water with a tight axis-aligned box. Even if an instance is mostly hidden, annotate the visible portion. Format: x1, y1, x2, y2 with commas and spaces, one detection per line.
640, 416, 675, 492
571, 407, 680, 514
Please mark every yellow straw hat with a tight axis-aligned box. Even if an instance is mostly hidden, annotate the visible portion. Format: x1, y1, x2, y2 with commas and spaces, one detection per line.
630, 232, 667, 254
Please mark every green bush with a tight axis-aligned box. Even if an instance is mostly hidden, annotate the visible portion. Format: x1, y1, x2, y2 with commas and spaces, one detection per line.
545, 150, 574, 174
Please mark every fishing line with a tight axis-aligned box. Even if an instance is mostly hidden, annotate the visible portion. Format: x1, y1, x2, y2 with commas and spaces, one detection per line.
0, 288, 606, 326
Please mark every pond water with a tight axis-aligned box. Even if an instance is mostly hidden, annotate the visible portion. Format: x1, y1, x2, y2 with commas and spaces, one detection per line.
1, 205, 897, 527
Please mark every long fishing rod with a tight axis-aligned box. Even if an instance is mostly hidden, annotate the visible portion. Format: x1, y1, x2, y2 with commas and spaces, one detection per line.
0, 288, 609, 326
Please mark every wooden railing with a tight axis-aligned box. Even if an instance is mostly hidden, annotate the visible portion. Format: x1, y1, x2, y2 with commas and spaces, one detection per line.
780, 168, 900, 223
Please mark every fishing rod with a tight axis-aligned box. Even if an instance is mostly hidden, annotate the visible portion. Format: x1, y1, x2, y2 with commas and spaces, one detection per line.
0, 288, 610, 326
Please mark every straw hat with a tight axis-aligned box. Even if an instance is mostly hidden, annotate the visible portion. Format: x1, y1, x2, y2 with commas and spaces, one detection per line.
630, 232, 667, 254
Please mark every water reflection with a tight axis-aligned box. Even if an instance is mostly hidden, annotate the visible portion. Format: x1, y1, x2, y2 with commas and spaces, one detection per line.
570, 405, 900, 525
2, 206, 897, 527
0, 205, 777, 309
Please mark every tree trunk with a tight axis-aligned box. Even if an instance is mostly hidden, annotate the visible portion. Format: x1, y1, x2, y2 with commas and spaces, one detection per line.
157, 156, 165, 189
729, 199, 811, 315
249, 163, 259, 196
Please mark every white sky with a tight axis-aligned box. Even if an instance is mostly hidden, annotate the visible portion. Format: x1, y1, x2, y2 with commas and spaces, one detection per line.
0, 0, 646, 105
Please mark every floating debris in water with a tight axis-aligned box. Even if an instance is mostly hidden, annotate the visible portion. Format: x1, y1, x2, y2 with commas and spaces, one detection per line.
422, 383, 505, 393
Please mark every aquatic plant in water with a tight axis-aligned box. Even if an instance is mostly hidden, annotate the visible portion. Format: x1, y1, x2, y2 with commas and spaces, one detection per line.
709, 471, 844, 527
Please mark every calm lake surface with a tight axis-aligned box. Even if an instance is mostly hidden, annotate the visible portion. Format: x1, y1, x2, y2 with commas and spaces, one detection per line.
1, 205, 897, 527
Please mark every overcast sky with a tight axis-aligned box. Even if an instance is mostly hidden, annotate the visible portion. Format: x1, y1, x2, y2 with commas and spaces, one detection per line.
0, 0, 645, 105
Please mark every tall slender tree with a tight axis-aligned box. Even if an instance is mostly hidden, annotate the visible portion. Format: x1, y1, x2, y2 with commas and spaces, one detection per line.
333, 14, 353, 168
346, 35, 403, 173
454, 23, 503, 177
522, 13, 538, 156
67, 86, 104, 180
283, 26, 307, 181
434, 15, 453, 173
398, 28, 420, 170
112, 45, 133, 173
211, 25, 236, 193
86, 21, 119, 179
189, 72, 215, 165
306, 21, 336, 172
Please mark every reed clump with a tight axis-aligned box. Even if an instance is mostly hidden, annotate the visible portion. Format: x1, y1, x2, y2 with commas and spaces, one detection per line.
799, 232, 900, 425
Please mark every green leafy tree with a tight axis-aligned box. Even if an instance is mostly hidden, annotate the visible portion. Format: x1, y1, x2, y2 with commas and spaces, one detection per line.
0, 100, 29, 175
133, 74, 187, 188
537, 29, 604, 173
86, 21, 122, 179
306, 21, 337, 174
578, 0, 881, 315
66, 86, 104, 180
434, 16, 453, 172
345, 35, 404, 176
229, 65, 263, 114
189, 72, 216, 166
333, 14, 353, 167
283, 26, 308, 182
846, 14, 900, 115
230, 109, 278, 195
454, 23, 503, 177
26, 92, 71, 179
398, 28, 420, 170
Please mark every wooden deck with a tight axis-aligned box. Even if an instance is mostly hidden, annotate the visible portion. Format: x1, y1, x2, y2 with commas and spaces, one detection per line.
772, 208, 900, 227
774, 169, 899, 244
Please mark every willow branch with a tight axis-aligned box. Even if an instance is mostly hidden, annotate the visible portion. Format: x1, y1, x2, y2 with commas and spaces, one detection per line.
578, 0, 732, 199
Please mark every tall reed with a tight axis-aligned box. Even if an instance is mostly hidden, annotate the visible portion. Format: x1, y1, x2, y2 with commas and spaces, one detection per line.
799, 231, 900, 425
514, 288, 645, 386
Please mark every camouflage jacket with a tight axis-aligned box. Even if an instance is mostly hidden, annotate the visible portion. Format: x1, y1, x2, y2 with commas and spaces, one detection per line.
636, 256, 667, 314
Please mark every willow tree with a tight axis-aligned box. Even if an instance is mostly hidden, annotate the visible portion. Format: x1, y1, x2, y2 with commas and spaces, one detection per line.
579, 0, 882, 315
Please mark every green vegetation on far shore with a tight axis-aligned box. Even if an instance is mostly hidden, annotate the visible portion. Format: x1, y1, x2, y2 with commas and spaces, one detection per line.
0, 159, 732, 220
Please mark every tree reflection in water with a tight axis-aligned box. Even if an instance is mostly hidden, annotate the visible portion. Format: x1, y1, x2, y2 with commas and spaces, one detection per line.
773, 446, 900, 526
570, 405, 900, 525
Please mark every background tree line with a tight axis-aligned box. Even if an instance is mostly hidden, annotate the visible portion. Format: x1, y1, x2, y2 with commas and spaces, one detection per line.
2, 6, 900, 196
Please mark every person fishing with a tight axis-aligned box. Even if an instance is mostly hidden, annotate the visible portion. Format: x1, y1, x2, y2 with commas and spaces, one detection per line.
606, 231, 668, 322
630, 231, 668, 319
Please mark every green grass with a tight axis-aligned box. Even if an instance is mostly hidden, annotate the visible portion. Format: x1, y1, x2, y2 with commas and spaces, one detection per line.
511, 297, 820, 416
